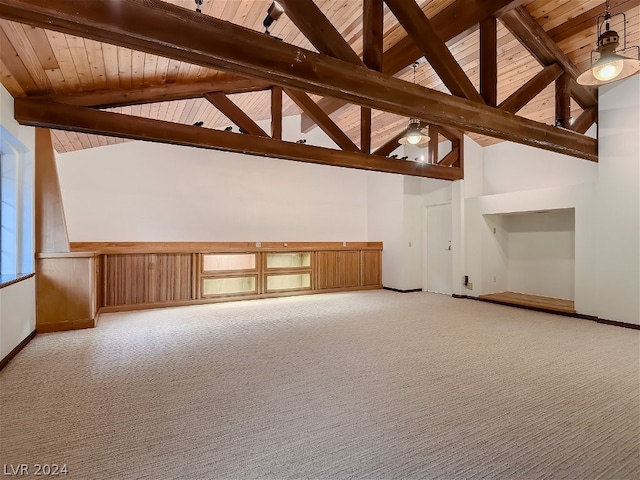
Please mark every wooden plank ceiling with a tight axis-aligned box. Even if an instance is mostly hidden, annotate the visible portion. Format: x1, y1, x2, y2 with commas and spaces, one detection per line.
0, 0, 637, 158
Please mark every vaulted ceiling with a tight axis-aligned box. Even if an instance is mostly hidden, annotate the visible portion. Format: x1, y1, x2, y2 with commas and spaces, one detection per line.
0, 0, 638, 178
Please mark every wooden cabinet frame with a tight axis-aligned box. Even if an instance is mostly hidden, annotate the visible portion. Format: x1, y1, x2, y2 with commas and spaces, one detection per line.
83, 242, 381, 313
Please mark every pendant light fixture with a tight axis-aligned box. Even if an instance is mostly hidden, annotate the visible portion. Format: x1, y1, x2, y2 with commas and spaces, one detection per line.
577, 0, 640, 86
399, 63, 429, 147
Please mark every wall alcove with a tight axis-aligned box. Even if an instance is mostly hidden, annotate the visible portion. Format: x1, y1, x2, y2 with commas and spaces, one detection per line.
480, 208, 576, 314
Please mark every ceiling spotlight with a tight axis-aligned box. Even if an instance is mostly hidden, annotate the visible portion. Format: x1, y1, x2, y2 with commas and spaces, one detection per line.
400, 156, 408, 160
224, 126, 233, 131
193, 121, 204, 127
194, 0, 203, 13
577, 0, 640, 86
296, 139, 307, 144
389, 154, 398, 159
263, 1, 284, 35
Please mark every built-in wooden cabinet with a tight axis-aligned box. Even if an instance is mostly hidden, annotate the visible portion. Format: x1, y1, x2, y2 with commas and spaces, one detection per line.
316, 251, 360, 289
361, 250, 382, 287
103, 253, 191, 306
90, 242, 381, 312
36, 252, 98, 332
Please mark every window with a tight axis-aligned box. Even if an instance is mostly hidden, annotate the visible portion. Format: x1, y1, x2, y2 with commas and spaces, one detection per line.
0, 126, 33, 279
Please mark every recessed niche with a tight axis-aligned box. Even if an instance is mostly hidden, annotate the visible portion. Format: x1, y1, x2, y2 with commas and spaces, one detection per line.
203, 253, 256, 272
266, 253, 311, 269
202, 276, 257, 296
266, 273, 311, 291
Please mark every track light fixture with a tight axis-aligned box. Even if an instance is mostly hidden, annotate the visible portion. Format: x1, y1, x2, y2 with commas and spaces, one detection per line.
193, 121, 204, 127
224, 126, 233, 131
577, 0, 640, 86
194, 0, 203, 13
296, 139, 307, 144
263, 2, 284, 35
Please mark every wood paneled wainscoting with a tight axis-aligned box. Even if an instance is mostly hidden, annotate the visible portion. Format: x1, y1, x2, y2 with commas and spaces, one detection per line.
37, 243, 382, 330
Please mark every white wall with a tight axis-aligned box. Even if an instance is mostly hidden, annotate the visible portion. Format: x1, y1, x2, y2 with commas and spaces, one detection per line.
57, 134, 369, 242
595, 76, 640, 324
483, 141, 598, 195
0, 277, 35, 359
367, 171, 404, 288
0, 83, 36, 360
506, 209, 575, 300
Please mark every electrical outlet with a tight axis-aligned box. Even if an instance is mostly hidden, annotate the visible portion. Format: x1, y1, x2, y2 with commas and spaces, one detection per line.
343, 241, 346, 246
255, 242, 261, 247
493, 227, 497, 234
467, 282, 473, 290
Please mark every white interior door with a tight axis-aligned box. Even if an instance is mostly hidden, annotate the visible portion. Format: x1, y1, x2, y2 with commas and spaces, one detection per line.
424, 204, 453, 295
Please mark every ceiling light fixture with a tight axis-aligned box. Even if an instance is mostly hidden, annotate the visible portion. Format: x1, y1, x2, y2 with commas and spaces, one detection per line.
577, 0, 640, 86
263, 2, 284, 35
399, 63, 429, 147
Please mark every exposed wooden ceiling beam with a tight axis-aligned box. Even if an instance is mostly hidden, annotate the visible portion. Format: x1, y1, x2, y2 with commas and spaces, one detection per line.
571, 107, 598, 135
439, 147, 460, 167
204, 92, 269, 137
43, 75, 271, 108
271, 86, 282, 140
499, 6, 597, 109
277, 0, 363, 66
14, 97, 462, 180
480, 17, 498, 107
555, 73, 571, 128
498, 63, 563, 114
428, 125, 439, 165
301, 0, 525, 132
385, 0, 484, 103
361, 0, 384, 154
284, 88, 359, 152
0, 0, 597, 162
373, 130, 404, 157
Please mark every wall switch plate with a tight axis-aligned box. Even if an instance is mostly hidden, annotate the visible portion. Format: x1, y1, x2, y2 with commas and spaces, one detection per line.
468, 282, 473, 290
343, 241, 346, 246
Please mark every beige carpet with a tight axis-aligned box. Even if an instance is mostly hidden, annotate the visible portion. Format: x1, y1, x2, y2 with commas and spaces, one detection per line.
1, 290, 638, 479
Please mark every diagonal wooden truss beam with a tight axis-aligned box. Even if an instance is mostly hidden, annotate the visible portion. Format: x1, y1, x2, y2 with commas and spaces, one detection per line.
571, 107, 598, 135
0, 0, 597, 162
277, 0, 363, 66
439, 147, 460, 167
500, 6, 597, 109
44, 75, 271, 108
284, 88, 359, 151
384, 0, 484, 103
498, 63, 563, 114
302, 0, 525, 132
15, 98, 462, 180
373, 131, 404, 157
204, 92, 269, 137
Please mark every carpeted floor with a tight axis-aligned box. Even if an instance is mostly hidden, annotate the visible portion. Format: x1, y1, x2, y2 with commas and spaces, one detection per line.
1, 290, 638, 479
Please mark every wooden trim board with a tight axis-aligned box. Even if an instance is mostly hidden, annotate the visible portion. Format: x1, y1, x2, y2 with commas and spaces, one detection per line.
71, 241, 383, 254
479, 291, 576, 314
0, 330, 36, 371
